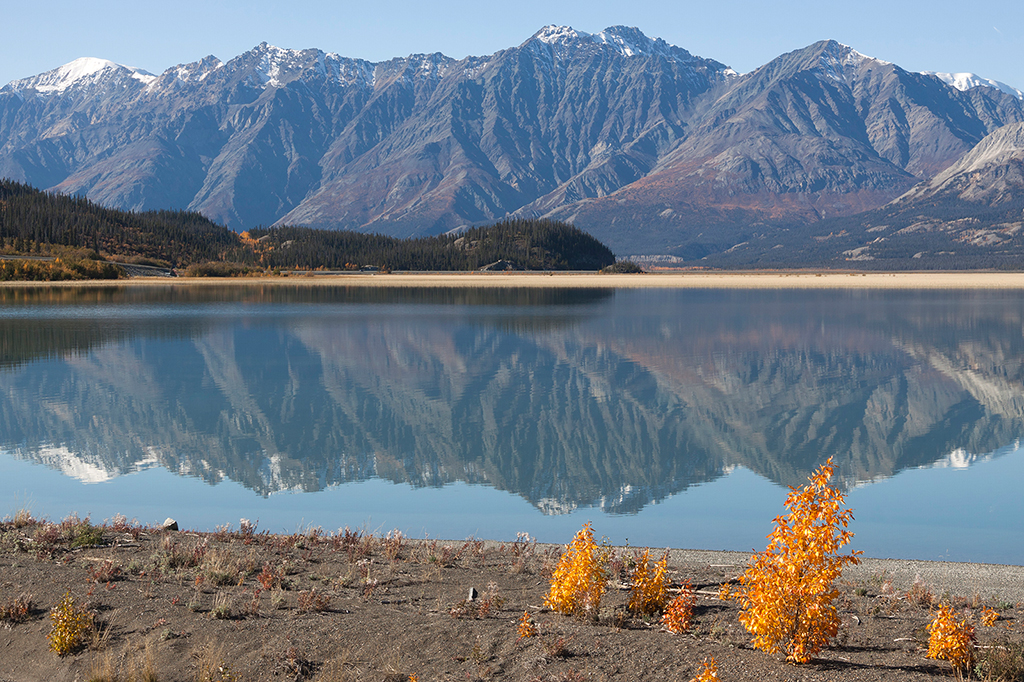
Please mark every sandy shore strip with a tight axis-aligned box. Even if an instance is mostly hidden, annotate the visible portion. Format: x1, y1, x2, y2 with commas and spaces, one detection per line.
7, 271, 1024, 289
332, 271, 1024, 289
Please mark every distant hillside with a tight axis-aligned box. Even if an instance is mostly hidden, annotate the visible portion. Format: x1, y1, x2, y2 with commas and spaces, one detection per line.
0, 179, 243, 268
0, 180, 614, 277
247, 220, 615, 271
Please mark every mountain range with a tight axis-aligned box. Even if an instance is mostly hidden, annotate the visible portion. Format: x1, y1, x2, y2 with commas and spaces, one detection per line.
2, 26, 1024, 258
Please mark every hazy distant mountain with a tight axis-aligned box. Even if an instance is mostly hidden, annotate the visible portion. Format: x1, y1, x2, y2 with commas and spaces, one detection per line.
1, 28, 1022, 255
924, 71, 1024, 100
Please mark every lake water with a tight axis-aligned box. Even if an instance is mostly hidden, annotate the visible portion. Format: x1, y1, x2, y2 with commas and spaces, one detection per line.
1, 283, 1023, 564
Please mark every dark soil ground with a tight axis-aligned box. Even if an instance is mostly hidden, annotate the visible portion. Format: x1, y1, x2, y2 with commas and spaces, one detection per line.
1, 513, 1022, 682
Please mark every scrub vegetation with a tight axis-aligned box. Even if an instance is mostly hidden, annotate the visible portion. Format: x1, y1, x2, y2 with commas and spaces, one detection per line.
1, 490, 1023, 681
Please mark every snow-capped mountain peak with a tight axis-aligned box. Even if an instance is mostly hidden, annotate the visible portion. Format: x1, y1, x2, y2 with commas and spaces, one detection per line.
7, 57, 155, 95
923, 71, 1024, 100
532, 24, 658, 56
595, 26, 649, 56
595, 25, 695, 61
47, 57, 119, 85
533, 25, 583, 46
528, 24, 700, 64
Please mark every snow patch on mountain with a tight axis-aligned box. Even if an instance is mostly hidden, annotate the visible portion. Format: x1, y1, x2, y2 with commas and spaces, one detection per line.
818, 41, 890, 84
368, 52, 457, 88
322, 54, 376, 88
409, 53, 455, 81
923, 71, 1024, 100
252, 44, 307, 87
529, 24, 705, 65
163, 56, 223, 85
237, 44, 377, 89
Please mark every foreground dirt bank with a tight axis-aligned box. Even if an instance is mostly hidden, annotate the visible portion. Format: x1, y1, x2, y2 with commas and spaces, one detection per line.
6, 271, 1024, 289
2, 517, 1022, 682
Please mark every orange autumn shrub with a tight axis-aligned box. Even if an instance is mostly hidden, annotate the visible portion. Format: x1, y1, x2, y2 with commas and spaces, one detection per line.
726, 458, 861, 663
544, 522, 606, 618
628, 548, 669, 615
517, 610, 538, 638
662, 581, 698, 634
927, 604, 976, 673
688, 657, 720, 681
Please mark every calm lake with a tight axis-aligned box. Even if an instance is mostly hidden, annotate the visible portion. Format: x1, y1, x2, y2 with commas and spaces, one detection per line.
1, 283, 1022, 564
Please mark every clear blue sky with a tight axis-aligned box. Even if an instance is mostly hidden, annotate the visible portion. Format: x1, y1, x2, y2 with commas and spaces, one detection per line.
4, 0, 1023, 90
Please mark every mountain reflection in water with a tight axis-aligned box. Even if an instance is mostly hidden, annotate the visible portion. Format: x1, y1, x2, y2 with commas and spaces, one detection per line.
1, 284, 1023, 519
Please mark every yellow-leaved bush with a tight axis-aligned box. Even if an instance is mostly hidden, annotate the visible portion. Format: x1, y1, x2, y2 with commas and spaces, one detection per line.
628, 548, 669, 615
544, 522, 606, 618
47, 591, 93, 656
927, 604, 976, 673
725, 458, 861, 663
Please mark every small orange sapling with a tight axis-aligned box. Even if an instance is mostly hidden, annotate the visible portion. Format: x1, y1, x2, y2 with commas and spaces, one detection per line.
725, 457, 861, 663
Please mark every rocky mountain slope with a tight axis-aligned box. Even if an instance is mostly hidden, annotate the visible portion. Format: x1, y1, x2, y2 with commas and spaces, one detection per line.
693, 121, 1024, 269
1, 28, 1022, 255
550, 41, 1024, 255
896, 121, 1024, 205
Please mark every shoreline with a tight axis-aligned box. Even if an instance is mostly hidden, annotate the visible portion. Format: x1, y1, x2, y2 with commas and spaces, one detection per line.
5, 270, 1024, 289
425, 542, 1024, 601
4, 511, 1023, 681
660, 548, 1024, 602
3, 522, 1023, 681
